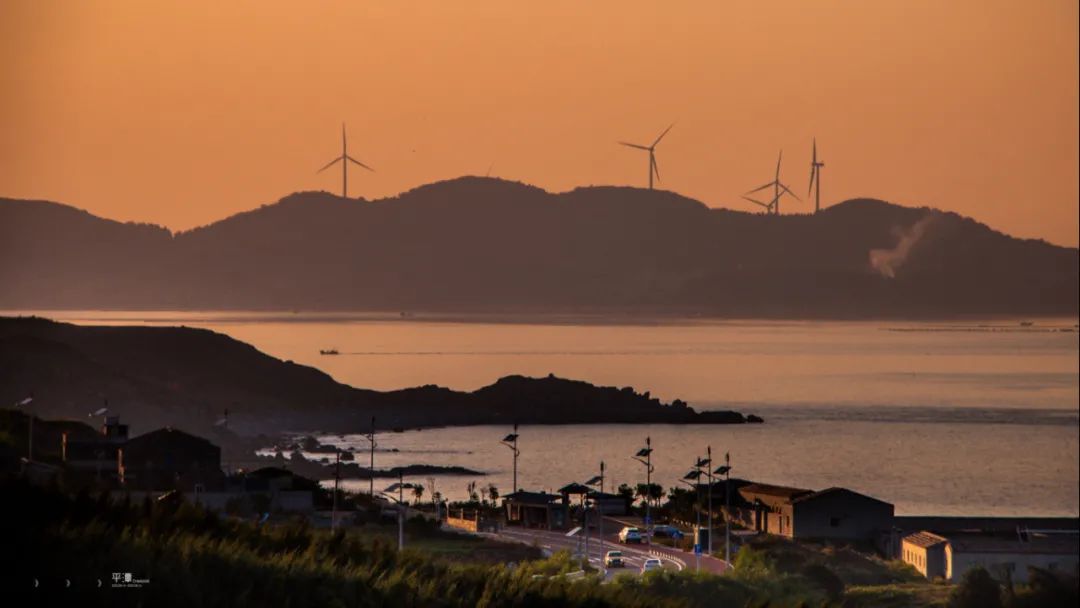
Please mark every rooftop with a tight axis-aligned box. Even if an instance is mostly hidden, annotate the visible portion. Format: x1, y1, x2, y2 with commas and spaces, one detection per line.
504, 491, 562, 505
903, 530, 949, 548
947, 533, 1080, 556
740, 483, 813, 500
792, 487, 893, 507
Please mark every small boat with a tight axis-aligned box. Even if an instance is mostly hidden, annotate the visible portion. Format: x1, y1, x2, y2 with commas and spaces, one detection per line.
1019, 321, 1034, 327
319, 349, 340, 356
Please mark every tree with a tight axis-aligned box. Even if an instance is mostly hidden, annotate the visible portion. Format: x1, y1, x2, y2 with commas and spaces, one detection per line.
412, 484, 425, 505
487, 484, 499, 505
949, 567, 1002, 608
635, 483, 664, 507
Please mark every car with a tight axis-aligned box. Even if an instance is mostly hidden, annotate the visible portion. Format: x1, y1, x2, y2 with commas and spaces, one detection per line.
618, 526, 643, 544
650, 524, 685, 539
604, 550, 625, 568
641, 558, 663, 573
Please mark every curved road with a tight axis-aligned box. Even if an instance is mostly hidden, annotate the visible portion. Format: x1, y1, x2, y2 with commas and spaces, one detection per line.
492, 517, 731, 579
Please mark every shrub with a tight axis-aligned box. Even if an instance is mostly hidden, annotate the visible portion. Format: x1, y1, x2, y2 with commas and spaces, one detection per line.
949, 567, 1002, 608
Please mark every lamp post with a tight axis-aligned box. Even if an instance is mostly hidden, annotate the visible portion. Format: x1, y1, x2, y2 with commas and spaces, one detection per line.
585, 461, 606, 570
381, 471, 416, 552
695, 448, 714, 557
14, 395, 33, 462
714, 453, 733, 566
680, 465, 704, 572
500, 424, 520, 493
632, 437, 654, 545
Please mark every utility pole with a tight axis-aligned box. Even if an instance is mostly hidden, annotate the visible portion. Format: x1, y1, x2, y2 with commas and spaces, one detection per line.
367, 416, 377, 497
331, 449, 341, 531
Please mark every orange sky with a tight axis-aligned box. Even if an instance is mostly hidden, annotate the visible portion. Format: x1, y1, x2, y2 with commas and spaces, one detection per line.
2, 1, 1077, 246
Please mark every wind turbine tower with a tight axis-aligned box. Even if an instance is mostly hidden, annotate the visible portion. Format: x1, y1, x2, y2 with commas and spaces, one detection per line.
743, 150, 800, 215
619, 123, 674, 190
317, 123, 374, 198
808, 138, 825, 213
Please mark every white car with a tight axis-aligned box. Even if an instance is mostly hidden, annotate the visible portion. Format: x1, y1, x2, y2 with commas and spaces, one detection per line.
604, 550, 625, 568
641, 558, 663, 573
618, 526, 643, 544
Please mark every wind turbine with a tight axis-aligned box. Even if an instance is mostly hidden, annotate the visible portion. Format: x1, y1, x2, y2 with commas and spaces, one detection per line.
619, 123, 674, 190
808, 138, 825, 213
744, 150, 800, 215
317, 123, 373, 198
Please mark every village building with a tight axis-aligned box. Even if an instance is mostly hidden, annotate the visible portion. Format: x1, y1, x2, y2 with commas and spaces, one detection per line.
119, 427, 225, 492
732, 483, 894, 542
902, 529, 1080, 583
503, 491, 568, 530
902, 531, 949, 579
61, 416, 128, 485
587, 490, 630, 516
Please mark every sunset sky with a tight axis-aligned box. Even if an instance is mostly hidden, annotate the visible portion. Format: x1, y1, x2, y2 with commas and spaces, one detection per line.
2, 1, 1077, 246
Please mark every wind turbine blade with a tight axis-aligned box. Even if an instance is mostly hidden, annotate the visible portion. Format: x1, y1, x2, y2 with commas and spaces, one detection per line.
742, 195, 770, 209
317, 156, 343, 173
347, 155, 374, 171
619, 141, 650, 151
812, 138, 817, 164
779, 182, 802, 201
809, 165, 816, 196
651, 155, 661, 182
745, 181, 775, 194
775, 150, 783, 179
651, 122, 675, 147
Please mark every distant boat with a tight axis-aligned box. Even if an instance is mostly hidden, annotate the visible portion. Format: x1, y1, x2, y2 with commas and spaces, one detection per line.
1019, 321, 1034, 327
319, 349, 340, 356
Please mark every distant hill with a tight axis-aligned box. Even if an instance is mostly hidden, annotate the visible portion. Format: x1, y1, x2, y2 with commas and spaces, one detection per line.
1, 177, 1076, 316
0, 317, 750, 436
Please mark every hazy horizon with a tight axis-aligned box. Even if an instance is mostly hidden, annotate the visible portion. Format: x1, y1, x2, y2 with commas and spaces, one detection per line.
2, 1, 1077, 246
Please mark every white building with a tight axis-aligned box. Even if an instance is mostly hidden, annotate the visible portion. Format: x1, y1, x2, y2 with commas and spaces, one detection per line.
902, 529, 1079, 583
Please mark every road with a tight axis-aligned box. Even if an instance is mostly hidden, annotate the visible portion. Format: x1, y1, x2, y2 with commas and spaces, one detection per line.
491, 517, 731, 579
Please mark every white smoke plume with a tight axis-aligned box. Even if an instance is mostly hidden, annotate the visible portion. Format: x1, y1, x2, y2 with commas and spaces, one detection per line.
869, 214, 938, 278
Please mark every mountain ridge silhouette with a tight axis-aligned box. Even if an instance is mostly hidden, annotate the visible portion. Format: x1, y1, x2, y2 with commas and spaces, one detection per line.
1, 176, 1076, 316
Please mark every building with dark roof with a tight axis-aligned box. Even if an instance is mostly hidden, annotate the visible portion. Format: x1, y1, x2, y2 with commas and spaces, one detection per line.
119, 428, 224, 491
503, 491, 569, 530
732, 483, 894, 542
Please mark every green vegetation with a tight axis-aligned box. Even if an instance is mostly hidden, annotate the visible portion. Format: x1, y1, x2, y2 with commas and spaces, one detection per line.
9, 468, 1074, 607
729, 536, 1078, 608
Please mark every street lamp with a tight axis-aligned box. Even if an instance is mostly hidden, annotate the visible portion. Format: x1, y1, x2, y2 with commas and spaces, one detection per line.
713, 452, 733, 566
500, 424, 520, 493
696, 448, 714, 557
14, 395, 33, 462
382, 472, 416, 552
681, 466, 704, 572
585, 461, 605, 570
631, 437, 654, 544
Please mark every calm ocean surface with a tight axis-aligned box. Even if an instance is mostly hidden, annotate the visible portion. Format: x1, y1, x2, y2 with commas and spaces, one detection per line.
15, 311, 1080, 516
